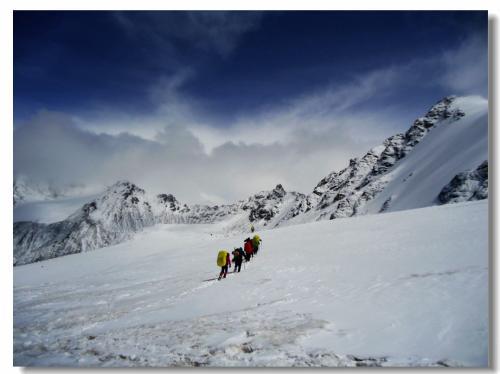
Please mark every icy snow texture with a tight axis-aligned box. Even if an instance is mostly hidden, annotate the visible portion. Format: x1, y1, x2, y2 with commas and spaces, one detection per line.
14, 200, 488, 367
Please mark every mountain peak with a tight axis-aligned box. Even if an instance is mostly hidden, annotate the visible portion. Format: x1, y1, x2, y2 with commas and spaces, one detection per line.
157, 193, 178, 204
272, 184, 286, 197
424, 95, 464, 121
103, 180, 145, 200
156, 193, 183, 213
108, 180, 138, 190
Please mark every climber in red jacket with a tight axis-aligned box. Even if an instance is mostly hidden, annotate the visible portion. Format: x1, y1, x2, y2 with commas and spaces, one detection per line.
244, 238, 254, 261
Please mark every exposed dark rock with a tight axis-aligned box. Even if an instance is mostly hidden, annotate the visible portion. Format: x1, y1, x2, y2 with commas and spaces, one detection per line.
379, 197, 392, 213
438, 161, 488, 204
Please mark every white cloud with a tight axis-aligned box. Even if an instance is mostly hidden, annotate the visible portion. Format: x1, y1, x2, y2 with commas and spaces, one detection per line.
439, 34, 488, 97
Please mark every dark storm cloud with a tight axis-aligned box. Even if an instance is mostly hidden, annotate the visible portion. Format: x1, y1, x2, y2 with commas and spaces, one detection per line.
112, 11, 263, 58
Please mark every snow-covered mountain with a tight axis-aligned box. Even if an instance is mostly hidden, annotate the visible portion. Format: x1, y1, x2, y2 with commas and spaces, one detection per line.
13, 181, 304, 265
243, 184, 306, 225
215, 184, 307, 233
13, 95, 488, 265
154, 194, 240, 225
153, 183, 305, 229
284, 95, 488, 224
14, 181, 155, 265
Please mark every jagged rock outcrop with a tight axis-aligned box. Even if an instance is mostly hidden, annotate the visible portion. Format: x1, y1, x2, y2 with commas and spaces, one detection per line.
438, 161, 488, 204
244, 184, 286, 222
156, 193, 182, 211
241, 184, 306, 226
182, 203, 241, 224
403, 96, 464, 149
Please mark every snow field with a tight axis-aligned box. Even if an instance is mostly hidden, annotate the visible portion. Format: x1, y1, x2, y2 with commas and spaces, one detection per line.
14, 200, 488, 367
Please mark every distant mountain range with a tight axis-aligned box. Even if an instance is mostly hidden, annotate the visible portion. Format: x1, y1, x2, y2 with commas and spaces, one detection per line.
13, 96, 488, 265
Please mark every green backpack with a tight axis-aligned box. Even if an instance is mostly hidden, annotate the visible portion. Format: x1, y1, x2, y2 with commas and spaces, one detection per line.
217, 250, 228, 267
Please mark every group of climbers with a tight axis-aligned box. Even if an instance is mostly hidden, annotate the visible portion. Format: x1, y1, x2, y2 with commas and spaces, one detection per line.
217, 230, 262, 281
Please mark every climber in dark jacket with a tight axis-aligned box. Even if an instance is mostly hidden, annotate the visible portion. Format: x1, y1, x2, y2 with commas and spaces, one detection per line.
232, 248, 243, 273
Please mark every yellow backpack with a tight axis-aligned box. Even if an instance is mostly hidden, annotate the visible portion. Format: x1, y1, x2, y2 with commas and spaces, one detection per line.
252, 235, 261, 247
217, 250, 228, 267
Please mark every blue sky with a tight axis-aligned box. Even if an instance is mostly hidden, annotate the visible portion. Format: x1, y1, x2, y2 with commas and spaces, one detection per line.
14, 11, 488, 203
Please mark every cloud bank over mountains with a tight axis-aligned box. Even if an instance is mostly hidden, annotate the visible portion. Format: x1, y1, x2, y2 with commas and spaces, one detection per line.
14, 12, 488, 204
13, 63, 413, 204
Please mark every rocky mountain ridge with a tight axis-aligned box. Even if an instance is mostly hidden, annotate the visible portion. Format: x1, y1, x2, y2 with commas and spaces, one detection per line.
13, 96, 488, 265
290, 95, 469, 221
13, 181, 305, 265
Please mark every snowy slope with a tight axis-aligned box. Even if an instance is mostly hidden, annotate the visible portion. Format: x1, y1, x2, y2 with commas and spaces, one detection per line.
14, 200, 488, 367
